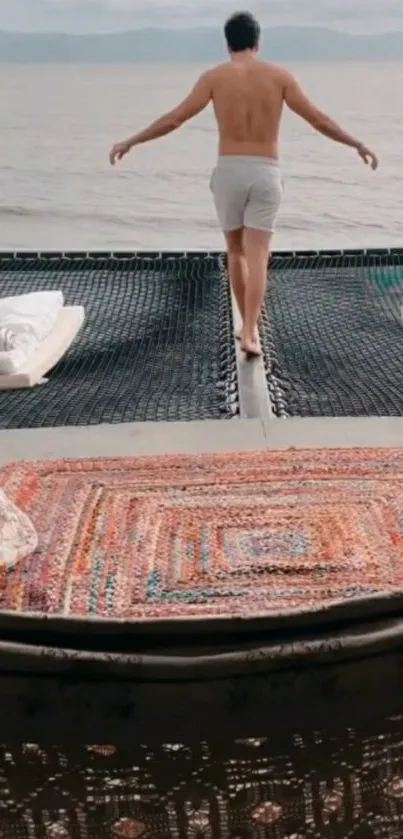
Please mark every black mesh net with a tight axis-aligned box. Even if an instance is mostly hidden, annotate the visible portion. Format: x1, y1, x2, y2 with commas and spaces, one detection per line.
261, 249, 403, 417
0, 254, 238, 428
3, 247, 403, 425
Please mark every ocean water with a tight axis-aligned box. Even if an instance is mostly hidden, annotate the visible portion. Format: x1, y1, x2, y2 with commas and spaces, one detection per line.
0, 62, 402, 253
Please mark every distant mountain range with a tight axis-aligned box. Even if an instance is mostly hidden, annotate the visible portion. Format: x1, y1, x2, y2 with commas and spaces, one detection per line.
0, 27, 402, 63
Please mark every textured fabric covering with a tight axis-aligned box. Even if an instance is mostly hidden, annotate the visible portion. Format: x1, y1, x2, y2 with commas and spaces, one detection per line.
0, 452, 403, 836
2, 447, 403, 628
0, 718, 403, 837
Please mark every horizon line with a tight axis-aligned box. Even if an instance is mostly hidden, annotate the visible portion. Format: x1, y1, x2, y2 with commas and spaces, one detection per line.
0, 25, 401, 37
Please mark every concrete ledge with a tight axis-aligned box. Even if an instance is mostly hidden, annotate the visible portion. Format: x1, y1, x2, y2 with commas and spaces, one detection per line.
0, 419, 266, 464
263, 416, 403, 448
1, 416, 403, 465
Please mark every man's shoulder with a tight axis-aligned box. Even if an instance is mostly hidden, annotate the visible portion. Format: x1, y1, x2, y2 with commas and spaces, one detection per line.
198, 63, 232, 92
258, 60, 289, 77
205, 61, 230, 78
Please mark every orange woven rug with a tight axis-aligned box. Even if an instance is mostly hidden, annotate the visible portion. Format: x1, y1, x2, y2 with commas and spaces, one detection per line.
1, 448, 403, 623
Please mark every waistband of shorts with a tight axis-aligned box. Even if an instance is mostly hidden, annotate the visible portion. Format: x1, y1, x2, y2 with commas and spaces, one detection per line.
216, 155, 280, 166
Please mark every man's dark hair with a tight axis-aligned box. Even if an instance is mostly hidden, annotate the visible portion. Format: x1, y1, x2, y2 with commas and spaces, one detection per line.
224, 11, 260, 53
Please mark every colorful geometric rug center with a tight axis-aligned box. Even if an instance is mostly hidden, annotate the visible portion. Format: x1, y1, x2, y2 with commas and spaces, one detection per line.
1, 448, 403, 623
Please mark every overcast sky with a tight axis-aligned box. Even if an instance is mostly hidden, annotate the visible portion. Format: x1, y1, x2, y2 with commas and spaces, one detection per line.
0, 0, 401, 34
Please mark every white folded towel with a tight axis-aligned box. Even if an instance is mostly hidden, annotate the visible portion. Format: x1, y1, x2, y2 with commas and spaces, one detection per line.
0, 490, 38, 568
0, 290, 64, 375
0, 326, 16, 351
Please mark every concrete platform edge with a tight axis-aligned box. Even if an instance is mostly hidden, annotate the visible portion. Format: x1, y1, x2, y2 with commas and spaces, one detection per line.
1, 417, 403, 465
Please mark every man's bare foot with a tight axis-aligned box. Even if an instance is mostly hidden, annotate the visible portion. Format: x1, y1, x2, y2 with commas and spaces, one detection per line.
235, 327, 259, 342
240, 338, 261, 358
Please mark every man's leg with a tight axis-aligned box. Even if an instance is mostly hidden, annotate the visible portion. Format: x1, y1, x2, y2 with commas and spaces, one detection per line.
240, 161, 282, 356
211, 161, 260, 341
241, 227, 272, 356
224, 229, 247, 324
224, 229, 259, 342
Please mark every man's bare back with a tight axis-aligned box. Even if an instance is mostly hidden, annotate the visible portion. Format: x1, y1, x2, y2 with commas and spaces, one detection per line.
109, 11, 378, 357
209, 57, 284, 159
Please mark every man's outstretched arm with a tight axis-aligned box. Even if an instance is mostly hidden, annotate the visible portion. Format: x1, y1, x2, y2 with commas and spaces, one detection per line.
109, 72, 212, 164
283, 72, 378, 169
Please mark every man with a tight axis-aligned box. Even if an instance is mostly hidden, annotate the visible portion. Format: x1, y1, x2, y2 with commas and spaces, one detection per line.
110, 11, 378, 357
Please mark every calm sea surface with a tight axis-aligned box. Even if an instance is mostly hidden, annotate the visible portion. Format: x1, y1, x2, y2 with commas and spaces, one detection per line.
0, 62, 402, 252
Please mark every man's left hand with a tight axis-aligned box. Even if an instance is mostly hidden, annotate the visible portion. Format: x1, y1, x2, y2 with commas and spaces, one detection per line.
109, 139, 132, 165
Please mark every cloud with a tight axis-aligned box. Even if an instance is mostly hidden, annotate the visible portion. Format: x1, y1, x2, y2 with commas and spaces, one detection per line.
0, 0, 401, 33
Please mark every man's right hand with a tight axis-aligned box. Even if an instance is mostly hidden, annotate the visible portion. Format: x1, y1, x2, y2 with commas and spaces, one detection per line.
356, 143, 379, 170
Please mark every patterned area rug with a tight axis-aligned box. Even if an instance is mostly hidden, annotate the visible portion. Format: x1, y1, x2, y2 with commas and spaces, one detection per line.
1, 448, 403, 623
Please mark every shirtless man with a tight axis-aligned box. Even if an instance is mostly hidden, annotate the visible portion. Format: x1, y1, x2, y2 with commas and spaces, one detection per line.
110, 11, 378, 357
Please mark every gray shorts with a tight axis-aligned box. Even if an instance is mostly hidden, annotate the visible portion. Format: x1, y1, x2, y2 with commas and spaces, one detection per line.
210, 155, 283, 233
